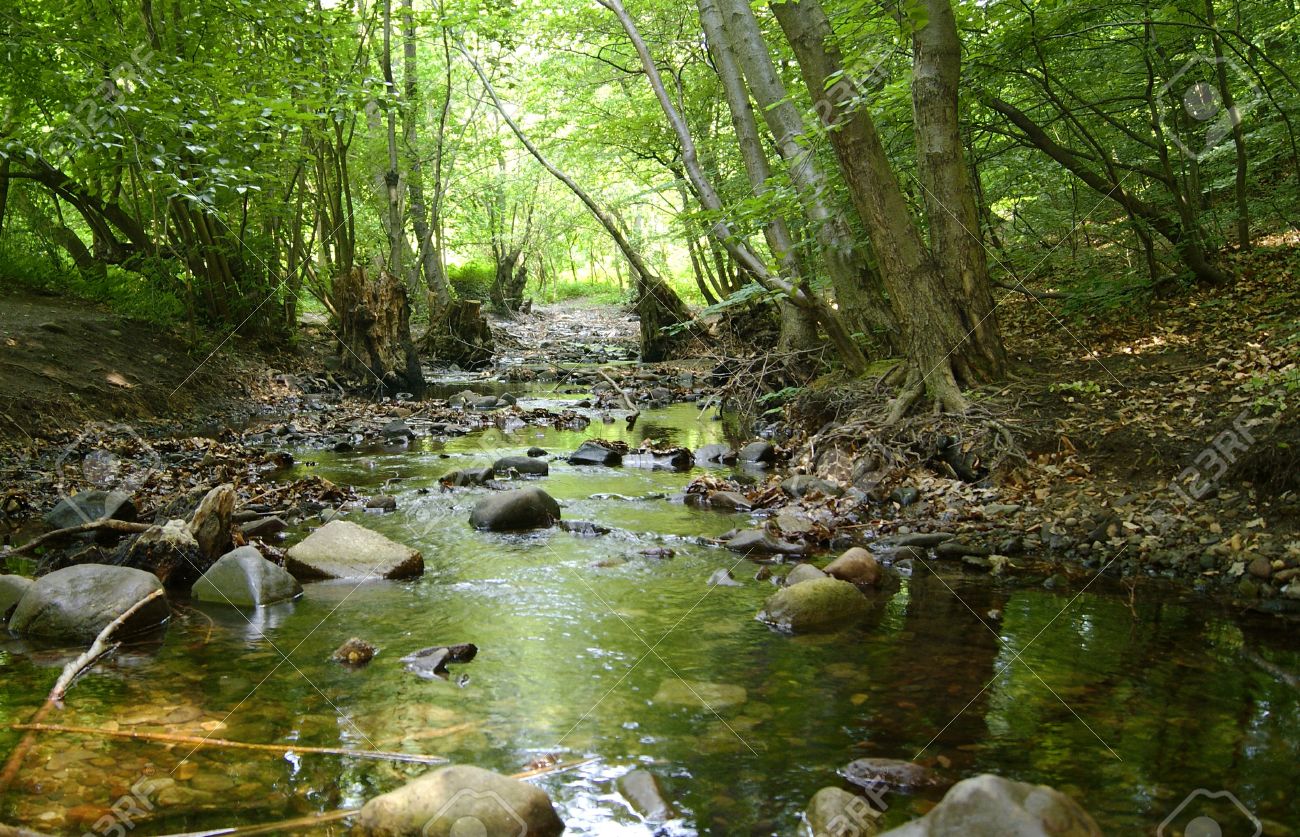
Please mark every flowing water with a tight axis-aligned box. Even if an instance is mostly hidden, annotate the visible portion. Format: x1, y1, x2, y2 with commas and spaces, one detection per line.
2, 387, 1298, 834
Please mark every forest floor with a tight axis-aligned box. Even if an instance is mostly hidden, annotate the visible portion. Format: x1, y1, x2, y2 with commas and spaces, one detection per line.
787, 232, 1300, 603
2, 240, 1299, 605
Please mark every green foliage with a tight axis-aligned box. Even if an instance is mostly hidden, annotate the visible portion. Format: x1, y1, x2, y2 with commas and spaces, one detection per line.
1048, 379, 1106, 398
1243, 369, 1300, 413
0, 240, 184, 326
447, 261, 495, 302
758, 386, 804, 416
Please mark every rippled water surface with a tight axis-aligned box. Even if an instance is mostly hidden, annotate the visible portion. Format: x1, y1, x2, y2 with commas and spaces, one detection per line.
2, 392, 1298, 834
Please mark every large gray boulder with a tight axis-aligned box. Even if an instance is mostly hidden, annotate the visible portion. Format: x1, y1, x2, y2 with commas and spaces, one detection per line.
878, 775, 1102, 837
286, 521, 424, 580
726, 529, 805, 556
1, 575, 33, 625
470, 487, 561, 531
806, 787, 882, 837
569, 441, 623, 466
354, 765, 564, 837
44, 489, 137, 537
192, 546, 302, 607
493, 455, 549, 476
8, 565, 169, 641
757, 577, 868, 633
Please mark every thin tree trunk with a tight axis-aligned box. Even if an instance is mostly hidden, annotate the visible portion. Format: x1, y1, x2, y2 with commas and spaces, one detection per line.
381, 0, 403, 275
0, 157, 10, 238
698, 0, 817, 354
714, 0, 894, 350
402, 0, 451, 311
1204, 0, 1250, 250
598, 0, 867, 374
460, 43, 692, 361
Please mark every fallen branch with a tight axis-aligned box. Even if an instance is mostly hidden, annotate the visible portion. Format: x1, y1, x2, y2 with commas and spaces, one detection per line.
595, 367, 639, 429
0, 589, 166, 793
3, 517, 151, 556
148, 809, 356, 837
7, 723, 449, 766
51, 589, 167, 701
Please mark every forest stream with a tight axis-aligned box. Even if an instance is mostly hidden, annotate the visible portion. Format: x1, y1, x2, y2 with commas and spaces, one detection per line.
1, 375, 1296, 835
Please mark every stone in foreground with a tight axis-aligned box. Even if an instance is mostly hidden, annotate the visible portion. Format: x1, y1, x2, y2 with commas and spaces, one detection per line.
192, 546, 302, 607
286, 521, 424, 580
757, 577, 868, 633
1, 575, 34, 625
44, 489, 137, 531
618, 769, 676, 822
825, 547, 883, 586
878, 774, 1101, 836
355, 765, 564, 837
8, 564, 169, 641
469, 487, 561, 531
807, 787, 882, 837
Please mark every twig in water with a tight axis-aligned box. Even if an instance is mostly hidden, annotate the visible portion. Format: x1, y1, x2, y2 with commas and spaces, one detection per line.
0, 589, 166, 792
7, 723, 450, 766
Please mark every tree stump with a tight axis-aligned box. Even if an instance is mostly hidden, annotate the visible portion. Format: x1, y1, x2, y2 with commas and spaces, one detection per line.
333, 267, 425, 395
636, 274, 693, 362
420, 298, 495, 369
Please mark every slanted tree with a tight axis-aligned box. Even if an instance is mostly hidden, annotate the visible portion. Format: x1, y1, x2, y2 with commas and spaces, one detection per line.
772, 0, 1006, 417
461, 45, 694, 362
599, 0, 869, 375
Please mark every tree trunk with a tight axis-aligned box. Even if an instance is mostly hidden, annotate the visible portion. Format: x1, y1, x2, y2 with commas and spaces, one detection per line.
773, 0, 1004, 416
715, 0, 895, 351
420, 298, 494, 369
401, 0, 452, 311
0, 157, 10, 238
910, 0, 1007, 377
381, 0, 404, 276
598, 0, 867, 374
334, 267, 425, 395
1204, 0, 1250, 250
697, 0, 817, 354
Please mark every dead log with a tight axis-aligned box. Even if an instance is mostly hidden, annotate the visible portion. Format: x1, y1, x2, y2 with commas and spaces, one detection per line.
333, 267, 425, 395
420, 298, 495, 369
4, 518, 151, 556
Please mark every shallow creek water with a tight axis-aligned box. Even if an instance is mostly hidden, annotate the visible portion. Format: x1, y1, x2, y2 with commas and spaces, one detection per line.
2, 387, 1298, 834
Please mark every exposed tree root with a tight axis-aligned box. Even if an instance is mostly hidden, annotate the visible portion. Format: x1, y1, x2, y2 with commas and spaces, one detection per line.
4, 518, 151, 556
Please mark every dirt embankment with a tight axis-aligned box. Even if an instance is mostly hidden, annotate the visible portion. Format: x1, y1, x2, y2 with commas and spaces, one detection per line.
0, 292, 274, 443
